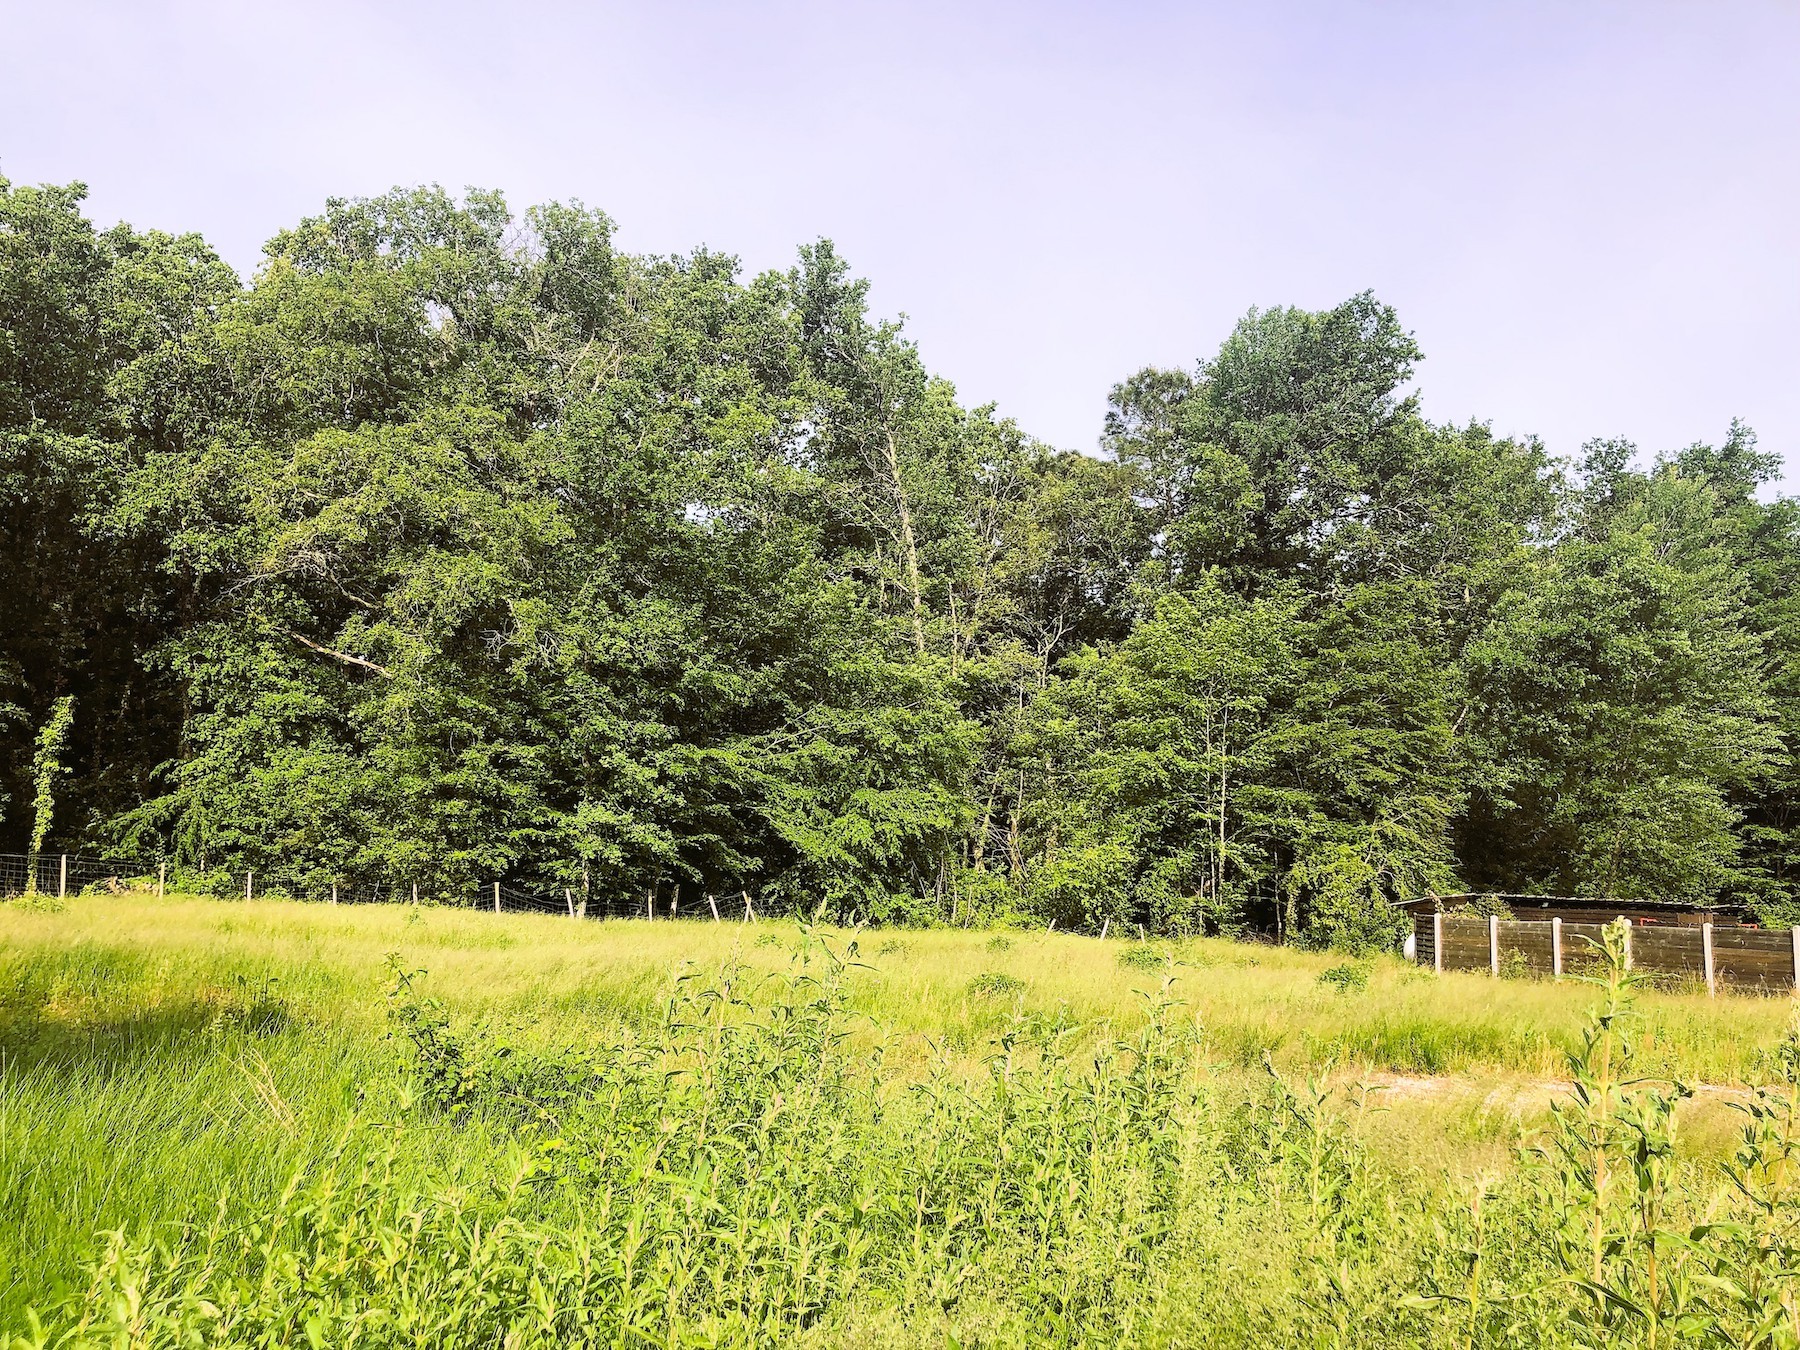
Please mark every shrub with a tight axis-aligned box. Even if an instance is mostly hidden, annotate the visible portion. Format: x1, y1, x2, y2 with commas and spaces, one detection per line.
5, 893, 65, 914
1317, 962, 1370, 994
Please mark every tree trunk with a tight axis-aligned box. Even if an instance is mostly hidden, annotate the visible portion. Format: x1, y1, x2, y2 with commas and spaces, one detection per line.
881, 425, 927, 655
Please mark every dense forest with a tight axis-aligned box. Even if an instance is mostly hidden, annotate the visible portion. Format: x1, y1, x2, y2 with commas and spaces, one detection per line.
2, 175, 1795, 946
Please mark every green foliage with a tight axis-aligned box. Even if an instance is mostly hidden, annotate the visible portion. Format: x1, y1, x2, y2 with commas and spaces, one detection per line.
4, 892, 65, 914
1316, 962, 1370, 994
0, 170, 1796, 935
19, 898, 1800, 1344
26, 696, 73, 859
967, 971, 1026, 998
21, 942, 1200, 1345
1117, 943, 1169, 971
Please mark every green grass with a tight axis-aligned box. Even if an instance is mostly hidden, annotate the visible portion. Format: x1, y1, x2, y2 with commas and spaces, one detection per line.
5, 894, 1800, 1345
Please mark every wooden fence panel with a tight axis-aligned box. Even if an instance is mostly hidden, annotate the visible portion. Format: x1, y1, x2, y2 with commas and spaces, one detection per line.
1712, 929, 1796, 991
1630, 925, 1705, 978
1414, 914, 1799, 995
1557, 922, 1611, 973
1439, 916, 1492, 971
1497, 920, 1554, 974
1414, 914, 1437, 970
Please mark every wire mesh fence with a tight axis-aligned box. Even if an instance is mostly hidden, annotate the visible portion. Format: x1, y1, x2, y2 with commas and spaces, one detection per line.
0, 853, 763, 923
0, 852, 153, 900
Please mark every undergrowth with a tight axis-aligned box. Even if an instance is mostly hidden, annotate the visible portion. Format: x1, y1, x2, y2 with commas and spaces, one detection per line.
15, 916, 1800, 1346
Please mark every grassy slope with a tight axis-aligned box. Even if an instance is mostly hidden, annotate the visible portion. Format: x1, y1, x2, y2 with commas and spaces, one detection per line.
1, 893, 1792, 1328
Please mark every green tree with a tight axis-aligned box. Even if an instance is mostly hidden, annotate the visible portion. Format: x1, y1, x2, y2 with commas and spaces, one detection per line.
1459, 443, 1781, 904
29, 696, 75, 859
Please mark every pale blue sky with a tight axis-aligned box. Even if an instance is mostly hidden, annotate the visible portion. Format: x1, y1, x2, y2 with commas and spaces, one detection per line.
3, 1, 1795, 488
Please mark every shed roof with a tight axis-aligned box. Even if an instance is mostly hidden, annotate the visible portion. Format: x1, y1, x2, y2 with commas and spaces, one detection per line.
1392, 892, 1748, 914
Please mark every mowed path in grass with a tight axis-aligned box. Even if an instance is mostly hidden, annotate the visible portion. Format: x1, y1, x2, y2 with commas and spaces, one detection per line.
1, 894, 1792, 1322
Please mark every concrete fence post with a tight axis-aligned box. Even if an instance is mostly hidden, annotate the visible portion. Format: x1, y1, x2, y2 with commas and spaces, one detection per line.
1432, 912, 1443, 974
59, 854, 67, 899
245, 871, 253, 902
1790, 926, 1799, 991
157, 862, 166, 901
1551, 917, 1563, 980
493, 881, 500, 914
1100, 918, 1111, 940
331, 882, 338, 905
1488, 914, 1500, 977
708, 893, 721, 923
1702, 921, 1716, 997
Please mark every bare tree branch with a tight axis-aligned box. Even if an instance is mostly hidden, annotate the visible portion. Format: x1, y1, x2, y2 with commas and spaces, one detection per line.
283, 630, 393, 679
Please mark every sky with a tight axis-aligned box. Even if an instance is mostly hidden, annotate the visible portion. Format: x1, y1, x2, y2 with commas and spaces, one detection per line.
3, 0, 1796, 489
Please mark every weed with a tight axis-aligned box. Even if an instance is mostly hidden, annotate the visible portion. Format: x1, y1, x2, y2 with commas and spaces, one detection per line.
207, 975, 288, 1039
1317, 962, 1370, 994
1499, 948, 1534, 980
967, 971, 1025, 999
1118, 944, 1170, 971
5, 893, 65, 914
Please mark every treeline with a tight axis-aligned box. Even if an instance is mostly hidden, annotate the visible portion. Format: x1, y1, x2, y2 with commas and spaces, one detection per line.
2, 176, 1795, 944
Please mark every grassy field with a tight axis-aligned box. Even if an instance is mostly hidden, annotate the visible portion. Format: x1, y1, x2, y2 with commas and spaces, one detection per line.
6, 894, 1800, 1345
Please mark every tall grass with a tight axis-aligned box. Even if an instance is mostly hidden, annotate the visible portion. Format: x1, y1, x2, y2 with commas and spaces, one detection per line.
7, 896, 1800, 1344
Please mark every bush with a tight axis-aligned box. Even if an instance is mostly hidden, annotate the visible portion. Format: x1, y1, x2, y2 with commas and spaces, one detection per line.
5, 893, 65, 914
1288, 847, 1407, 955
1317, 962, 1370, 994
